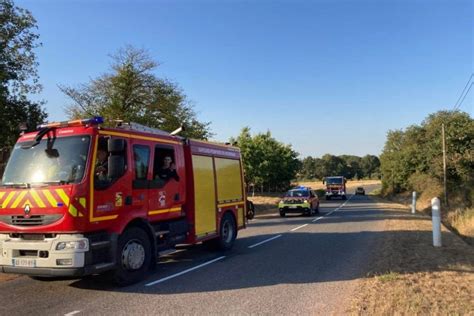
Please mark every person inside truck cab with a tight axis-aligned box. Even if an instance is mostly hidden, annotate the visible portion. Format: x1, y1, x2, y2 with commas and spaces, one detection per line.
155, 156, 179, 182
95, 148, 108, 181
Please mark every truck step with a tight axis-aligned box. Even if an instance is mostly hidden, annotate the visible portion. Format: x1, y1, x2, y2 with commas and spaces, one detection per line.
90, 240, 111, 249
155, 230, 170, 237
158, 249, 178, 256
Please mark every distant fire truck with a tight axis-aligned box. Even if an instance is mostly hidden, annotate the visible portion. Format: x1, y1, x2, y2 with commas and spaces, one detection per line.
323, 176, 347, 200
0, 118, 247, 284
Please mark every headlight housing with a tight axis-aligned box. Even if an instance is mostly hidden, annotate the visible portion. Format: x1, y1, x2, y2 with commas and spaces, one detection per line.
55, 239, 89, 251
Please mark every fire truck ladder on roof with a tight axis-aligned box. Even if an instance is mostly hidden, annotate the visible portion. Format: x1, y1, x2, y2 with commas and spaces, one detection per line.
115, 121, 171, 136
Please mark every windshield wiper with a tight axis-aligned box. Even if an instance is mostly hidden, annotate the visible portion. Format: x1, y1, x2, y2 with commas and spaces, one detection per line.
0, 183, 31, 188
31, 180, 71, 186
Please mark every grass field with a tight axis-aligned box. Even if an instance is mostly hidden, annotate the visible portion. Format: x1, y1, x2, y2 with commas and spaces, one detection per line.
297, 179, 381, 191
351, 199, 474, 315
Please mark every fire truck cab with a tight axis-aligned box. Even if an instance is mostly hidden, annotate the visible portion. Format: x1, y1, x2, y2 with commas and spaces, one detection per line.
0, 118, 246, 284
323, 176, 347, 200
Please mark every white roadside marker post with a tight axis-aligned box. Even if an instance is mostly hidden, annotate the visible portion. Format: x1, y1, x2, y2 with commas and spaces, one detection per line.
411, 191, 417, 214
431, 197, 442, 247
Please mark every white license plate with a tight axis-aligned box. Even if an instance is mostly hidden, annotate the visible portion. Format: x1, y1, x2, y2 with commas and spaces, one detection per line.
289, 205, 297, 209
12, 258, 36, 268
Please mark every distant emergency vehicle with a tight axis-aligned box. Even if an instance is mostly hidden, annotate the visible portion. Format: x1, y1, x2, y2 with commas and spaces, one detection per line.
323, 176, 347, 200
278, 186, 320, 217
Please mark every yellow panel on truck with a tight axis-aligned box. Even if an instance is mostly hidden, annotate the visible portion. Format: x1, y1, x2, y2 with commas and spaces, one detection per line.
192, 155, 217, 237
215, 158, 244, 227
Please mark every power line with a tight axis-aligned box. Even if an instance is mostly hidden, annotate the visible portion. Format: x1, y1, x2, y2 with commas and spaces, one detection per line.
455, 82, 473, 110
453, 73, 473, 110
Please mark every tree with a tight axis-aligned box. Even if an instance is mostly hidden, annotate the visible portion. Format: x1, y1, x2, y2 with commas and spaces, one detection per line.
60, 46, 211, 139
360, 155, 381, 179
0, 0, 47, 149
298, 154, 380, 181
380, 110, 473, 200
232, 128, 300, 192
0, 98, 47, 147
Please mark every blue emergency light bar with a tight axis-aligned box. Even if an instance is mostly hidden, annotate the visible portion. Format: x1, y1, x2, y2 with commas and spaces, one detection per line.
38, 117, 104, 129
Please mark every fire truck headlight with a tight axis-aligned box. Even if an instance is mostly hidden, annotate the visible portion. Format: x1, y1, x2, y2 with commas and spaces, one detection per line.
57, 259, 73, 266
56, 239, 89, 251
304, 200, 308, 204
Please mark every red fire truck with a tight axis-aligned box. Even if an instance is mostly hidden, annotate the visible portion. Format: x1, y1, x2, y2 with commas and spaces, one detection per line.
0, 118, 247, 284
323, 176, 347, 200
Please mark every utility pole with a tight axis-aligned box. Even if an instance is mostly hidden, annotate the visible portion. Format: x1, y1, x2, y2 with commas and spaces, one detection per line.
442, 124, 448, 206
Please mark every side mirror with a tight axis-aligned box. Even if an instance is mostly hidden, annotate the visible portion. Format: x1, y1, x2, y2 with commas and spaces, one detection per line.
108, 156, 125, 179
108, 138, 125, 153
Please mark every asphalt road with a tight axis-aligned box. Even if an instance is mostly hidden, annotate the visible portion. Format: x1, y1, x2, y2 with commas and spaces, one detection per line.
0, 184, 390, 315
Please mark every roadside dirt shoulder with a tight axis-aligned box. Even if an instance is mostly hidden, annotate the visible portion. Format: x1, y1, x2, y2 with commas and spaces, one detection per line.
351, 199, 474, 315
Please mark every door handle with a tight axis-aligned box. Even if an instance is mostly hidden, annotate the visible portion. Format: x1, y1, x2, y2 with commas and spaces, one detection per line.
125, 196, 133, 205
174, 193, 180, 201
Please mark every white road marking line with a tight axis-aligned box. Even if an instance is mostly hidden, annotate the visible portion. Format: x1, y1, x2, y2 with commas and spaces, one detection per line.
145, 256, 226, 287
64, 311, 81, 316
312, 216, 324, 222
248, 234, 283, 249
290, 223, 309, 232
312, 195, 354, 222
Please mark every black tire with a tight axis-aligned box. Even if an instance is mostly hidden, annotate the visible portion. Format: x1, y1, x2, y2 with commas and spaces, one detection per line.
110, 227, 152, 286
211, 212, 237, 251
280, 210, 286, 217
342, 195, 347, 200
326, 196, 331, 201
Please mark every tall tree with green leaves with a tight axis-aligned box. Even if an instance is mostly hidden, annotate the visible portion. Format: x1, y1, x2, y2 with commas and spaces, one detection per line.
0, 0, 47, 149
232, 128, 300, 192
60, 45, 211, 139
380, 110, 473, 201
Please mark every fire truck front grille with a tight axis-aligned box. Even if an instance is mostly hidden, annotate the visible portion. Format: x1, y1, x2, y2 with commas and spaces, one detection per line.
0, 214, 63, 226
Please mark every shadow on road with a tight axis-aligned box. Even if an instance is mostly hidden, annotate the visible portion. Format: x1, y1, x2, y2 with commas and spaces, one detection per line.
61, 227, 473, 295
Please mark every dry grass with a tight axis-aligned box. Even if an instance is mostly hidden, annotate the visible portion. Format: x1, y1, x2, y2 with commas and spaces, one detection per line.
297, 179, 381, 191
449, 208, 474, 242
247, 194, 281, 215
351, 200, 474, 315
379, 191, 474, 244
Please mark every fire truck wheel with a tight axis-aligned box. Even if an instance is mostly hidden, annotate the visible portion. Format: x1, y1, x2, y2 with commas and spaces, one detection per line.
217, 212, 237, 251
112, 227, 152, 286
280, 210, 286, 217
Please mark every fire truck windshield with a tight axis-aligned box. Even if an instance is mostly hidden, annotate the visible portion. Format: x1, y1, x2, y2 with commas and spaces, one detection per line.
1, 136, 90, 186
326, 177, 343, 185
